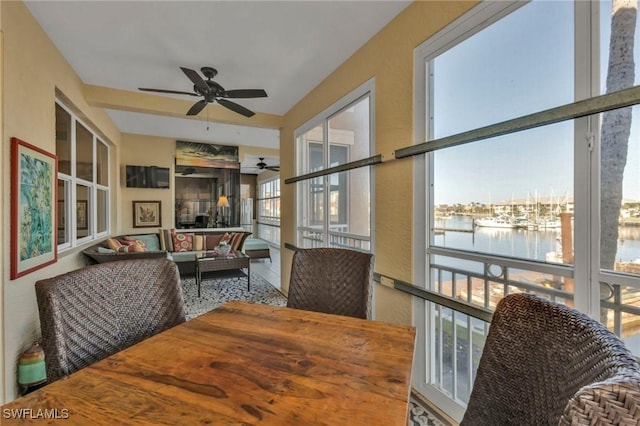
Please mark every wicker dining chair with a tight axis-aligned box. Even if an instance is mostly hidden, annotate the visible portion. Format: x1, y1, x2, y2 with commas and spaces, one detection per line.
35, 258, 186, 383
460, 293, 640, 426
287, 247, 373, 319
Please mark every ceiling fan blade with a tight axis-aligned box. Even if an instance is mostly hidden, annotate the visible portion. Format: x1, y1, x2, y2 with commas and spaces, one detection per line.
139, 88, 200, 97
180, 67, 208, 93
266, 166, 280, 171
223, 89, 268, 99
186, 100, 208, 116
217, 98, 255, 117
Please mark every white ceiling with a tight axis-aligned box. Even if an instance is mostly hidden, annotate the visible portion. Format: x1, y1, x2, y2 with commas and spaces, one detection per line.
24, 0, 410, 173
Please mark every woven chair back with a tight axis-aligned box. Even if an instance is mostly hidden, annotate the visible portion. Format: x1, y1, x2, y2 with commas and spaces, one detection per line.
461, 293, 640, 426
287, 248, 373, 319
35, 258, 185, 383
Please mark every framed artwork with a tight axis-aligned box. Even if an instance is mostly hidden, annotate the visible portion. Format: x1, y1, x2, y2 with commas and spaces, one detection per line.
176, 141, 239, 169
76, 200, 88, 230
133, 201, 162, 228
11, 137, 58, 279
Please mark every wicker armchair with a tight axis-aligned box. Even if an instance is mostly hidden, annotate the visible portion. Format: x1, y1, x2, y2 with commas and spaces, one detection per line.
461, 293, 640, 426
287, 248, 373, 319
35, 258, 186, 383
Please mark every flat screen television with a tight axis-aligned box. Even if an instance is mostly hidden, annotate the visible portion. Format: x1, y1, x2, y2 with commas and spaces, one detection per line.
125, 165, 170, 188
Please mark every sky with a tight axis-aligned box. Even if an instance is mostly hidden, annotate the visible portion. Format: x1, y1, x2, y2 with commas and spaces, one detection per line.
432, 0, 640, 205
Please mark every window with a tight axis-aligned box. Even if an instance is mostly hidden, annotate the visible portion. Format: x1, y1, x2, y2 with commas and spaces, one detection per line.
414, 1, 640, 421
257, 178, 281, 245
295, 80, 374, 251
56, 101, 110, 249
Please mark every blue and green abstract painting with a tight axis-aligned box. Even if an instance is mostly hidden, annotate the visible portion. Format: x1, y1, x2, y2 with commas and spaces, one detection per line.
19, 153, 53, 261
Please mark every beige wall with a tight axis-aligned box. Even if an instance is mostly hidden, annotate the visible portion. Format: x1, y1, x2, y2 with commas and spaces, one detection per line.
279, 1, 477, 325
119, 134, 176, 234
1, 1, 121, 402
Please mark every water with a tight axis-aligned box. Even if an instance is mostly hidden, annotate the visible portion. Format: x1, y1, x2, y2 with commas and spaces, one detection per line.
434, 215, 640, 263
434, 215, 640, 356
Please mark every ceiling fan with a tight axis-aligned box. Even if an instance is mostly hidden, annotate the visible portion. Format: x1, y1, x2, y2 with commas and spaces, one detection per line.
139, 66, 267, 118
245, 158, 280, 173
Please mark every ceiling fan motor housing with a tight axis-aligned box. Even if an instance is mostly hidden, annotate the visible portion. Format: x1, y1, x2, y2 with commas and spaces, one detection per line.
201, 67, 218, 79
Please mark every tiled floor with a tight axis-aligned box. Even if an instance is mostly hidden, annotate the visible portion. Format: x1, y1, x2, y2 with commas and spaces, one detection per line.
249, 244, 281, 290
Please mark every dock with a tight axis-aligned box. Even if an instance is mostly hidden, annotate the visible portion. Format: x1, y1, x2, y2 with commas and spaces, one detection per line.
434, 227, 475, 234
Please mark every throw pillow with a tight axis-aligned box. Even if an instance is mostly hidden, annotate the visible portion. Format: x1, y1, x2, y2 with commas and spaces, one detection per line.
205, 234, 224, 250
162, 229, 174, 252
172, 232, 193, 252
117, 244, 145, 253
97, 247, 117, 254
221, 232, 233, 245
122, 236, 148, 250
230, 232, 244, 251
105, 238, 122, 250
193, 235, 204, 251
124, 234, 160, 251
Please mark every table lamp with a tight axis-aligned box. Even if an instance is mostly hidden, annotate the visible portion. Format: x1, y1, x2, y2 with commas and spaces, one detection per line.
217, 195, 230, 226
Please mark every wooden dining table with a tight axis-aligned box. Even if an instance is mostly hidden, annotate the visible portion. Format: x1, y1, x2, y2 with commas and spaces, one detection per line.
2, 301, 416, 425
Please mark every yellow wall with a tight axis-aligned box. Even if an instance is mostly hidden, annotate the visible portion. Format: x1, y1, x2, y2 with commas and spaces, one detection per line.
1, 1, 121, 402
279, 1, 477, 324
120, 134, 176, 234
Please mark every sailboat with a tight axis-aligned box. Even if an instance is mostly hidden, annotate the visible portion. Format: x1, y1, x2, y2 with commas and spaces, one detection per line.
475, 215, 515, 228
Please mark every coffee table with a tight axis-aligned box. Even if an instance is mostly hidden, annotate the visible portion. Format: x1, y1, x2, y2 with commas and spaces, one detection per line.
195, 250, 250, 297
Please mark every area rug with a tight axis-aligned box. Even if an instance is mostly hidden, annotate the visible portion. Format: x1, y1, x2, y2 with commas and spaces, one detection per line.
408, 395, 451, 426
180, 271, 287, 320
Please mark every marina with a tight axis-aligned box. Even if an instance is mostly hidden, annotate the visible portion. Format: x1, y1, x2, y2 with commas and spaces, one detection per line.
433, 215, 640, 264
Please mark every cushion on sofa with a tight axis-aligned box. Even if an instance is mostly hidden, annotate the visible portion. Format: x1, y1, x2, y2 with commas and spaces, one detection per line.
172, 232, 194, 252
205, 234, 224, 250
118, 243, 145, 253
122, 237, 147, 250
124, 234, 160, 251
169, 251, 199, 263
160, 229, 174, 252
230, 232, 244, 251
193, 235, 204, 251
106, 238, 123, 250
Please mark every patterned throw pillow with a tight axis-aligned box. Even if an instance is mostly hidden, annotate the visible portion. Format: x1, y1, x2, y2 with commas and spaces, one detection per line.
122, 236, 148, 250
117, 243, 145, 253
220, 232, 233, 245
105, 238, 123, 250
172, 232, 193, 252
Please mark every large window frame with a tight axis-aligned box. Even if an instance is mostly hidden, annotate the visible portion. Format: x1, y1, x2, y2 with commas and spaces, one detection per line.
257, 177, 281, 245
413, 0, 640, 421
56, 100, 111, 250
294, 79, 375, 252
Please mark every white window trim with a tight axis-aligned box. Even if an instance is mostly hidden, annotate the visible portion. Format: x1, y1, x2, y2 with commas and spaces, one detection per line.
411, 0, 616, 420
56, 99, 111, 251
294, 78, 376, 252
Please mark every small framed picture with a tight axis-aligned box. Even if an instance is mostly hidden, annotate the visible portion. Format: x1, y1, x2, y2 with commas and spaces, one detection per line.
76, 200, 88, 230
133, 201, 162, 228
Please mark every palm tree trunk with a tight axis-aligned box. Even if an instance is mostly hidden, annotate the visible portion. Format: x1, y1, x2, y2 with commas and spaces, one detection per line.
600, 0, 637, 269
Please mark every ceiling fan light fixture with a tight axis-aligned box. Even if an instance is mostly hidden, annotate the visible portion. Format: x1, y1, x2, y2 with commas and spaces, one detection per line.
138, 66, 267, 118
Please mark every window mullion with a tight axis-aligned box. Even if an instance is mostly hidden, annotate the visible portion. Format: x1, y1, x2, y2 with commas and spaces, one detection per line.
323, 119, 330, 247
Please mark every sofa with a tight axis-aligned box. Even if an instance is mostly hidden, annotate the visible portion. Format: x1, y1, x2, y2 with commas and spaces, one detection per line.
82, 228, 252, 275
